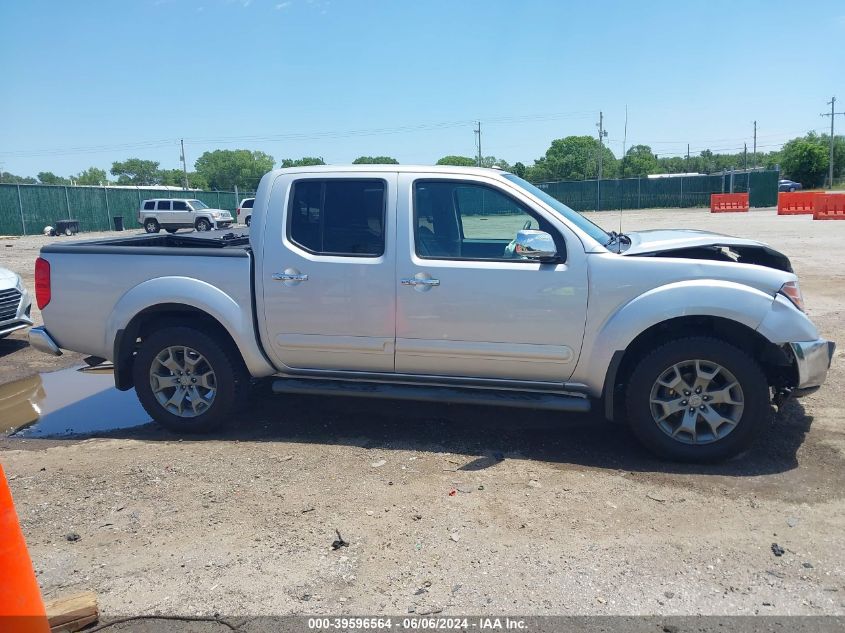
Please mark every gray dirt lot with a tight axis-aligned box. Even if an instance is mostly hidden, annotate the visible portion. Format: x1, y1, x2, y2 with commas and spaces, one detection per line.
0, 208, 843, 617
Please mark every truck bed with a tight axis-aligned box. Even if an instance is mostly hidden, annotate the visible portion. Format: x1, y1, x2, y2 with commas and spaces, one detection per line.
41, 230, 251, 255
38, 230, 260, 370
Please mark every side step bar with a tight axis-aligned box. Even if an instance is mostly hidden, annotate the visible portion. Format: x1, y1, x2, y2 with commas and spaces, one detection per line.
272, 378, 591, 413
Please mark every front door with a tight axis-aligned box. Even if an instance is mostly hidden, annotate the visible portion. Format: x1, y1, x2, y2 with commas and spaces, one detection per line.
260, 173, 397, 373
395, 174, 589, 383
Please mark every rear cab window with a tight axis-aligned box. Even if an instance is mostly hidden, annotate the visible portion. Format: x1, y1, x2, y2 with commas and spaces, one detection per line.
287, 179, 386, 257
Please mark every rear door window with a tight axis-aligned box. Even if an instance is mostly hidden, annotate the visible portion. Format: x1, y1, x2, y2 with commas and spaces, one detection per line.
287, 179, 386, 257
157, 201, 172, 211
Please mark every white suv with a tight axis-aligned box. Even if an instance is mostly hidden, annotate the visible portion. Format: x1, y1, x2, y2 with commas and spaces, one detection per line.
138, 198, 234, 233
237, 198, 254, 227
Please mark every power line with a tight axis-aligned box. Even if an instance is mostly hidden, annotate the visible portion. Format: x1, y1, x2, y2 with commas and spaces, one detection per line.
0, 110, 596, 159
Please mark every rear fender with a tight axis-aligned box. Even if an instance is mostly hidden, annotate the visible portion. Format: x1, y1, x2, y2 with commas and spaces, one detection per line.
106, 277, 275, 380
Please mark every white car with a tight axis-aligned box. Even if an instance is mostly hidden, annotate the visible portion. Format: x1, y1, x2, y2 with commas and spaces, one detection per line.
0, 267, 33, 339
237, 198, 254, 227
138, 198, 234, 233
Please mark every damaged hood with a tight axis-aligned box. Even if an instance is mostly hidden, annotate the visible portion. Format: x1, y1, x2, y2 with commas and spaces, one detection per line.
624, 229, 763, 254
621, 229, 793, 273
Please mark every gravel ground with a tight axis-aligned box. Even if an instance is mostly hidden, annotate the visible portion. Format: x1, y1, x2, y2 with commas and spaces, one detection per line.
0, 208, 843, 618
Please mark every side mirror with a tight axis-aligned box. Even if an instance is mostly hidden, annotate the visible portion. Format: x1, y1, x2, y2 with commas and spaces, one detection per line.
514, 230, 558, 262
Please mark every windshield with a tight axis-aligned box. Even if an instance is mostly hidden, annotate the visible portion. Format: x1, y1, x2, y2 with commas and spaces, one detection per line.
502, 174, 610, 245
188, 200, 209, 210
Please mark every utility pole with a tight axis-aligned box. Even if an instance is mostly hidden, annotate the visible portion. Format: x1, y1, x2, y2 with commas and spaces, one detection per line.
752, 121, 757, 168
744, 143, 748, 172
474, 121, 482, 167
596, 111, 607, 211
820, 97, 844, 189
686, 144, 690, 172
180, 139, 190, 190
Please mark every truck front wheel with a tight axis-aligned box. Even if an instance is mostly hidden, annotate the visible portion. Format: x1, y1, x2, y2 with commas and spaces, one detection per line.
144, 219, 160, 233
625, 336, 770, 462
132, 326, 249, 433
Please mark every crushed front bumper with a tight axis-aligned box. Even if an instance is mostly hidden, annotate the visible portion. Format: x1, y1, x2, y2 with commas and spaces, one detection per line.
789, 339, 835, 390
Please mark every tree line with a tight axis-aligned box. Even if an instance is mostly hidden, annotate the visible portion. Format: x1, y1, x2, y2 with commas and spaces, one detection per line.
1, 132, 841, 190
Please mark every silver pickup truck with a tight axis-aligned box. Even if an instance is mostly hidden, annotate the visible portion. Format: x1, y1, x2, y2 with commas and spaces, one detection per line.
30, 165, 834, 461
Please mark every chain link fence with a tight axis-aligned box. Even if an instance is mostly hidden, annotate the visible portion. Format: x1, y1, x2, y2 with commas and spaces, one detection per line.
0, 185, 256, 235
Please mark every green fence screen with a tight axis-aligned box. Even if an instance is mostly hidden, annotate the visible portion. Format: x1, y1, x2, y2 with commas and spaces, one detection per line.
537, 170, 778, 212
0, 185, 256, 235
0, 170, 780, 235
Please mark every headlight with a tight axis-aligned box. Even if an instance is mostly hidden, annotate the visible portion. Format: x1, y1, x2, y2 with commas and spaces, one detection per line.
15, 275, 24, 293
779, 280, 804, 312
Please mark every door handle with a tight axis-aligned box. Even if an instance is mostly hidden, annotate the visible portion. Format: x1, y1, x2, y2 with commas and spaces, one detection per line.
401, 277, 440, 287
273, 272, 308, 282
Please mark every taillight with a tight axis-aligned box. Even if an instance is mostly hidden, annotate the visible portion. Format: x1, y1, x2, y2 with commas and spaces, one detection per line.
236, 208, 241, 216
35, 257, 51, 310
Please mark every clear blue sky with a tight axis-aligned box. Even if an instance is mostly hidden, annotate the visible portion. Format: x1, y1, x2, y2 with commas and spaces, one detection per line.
1, 0, 843, 178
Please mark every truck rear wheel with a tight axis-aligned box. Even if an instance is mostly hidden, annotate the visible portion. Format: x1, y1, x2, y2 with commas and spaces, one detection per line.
625, 336, 770, 462
132, 326, 249, 433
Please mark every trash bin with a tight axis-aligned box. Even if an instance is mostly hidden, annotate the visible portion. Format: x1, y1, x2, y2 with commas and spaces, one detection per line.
55, 219, 80, 236
113, 216, 124, 231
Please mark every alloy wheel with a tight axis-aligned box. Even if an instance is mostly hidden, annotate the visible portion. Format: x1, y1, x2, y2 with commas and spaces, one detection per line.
649, 359, 744, 445
149, 345, 217, 418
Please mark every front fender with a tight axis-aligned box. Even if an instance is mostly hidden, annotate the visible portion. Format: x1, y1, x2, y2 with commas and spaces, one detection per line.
572, 279, 776, 395
105, 276, 275, 377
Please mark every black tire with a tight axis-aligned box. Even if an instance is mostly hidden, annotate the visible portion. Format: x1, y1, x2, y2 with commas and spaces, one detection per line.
789, 187, 796, 192
245, 216, 251, 227
132, 326, 249, 434
165, 228, 178, 234
144, 219, 160, 234
625, 336, 770, 462
195, 218, 211, 232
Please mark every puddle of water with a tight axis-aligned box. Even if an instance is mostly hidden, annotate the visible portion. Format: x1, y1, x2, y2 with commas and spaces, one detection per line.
0, 365, 151, 437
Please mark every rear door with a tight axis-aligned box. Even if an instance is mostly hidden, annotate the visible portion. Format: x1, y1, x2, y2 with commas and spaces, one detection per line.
171, 199, 191, 226
155, 200, 173, 225
395, 173, 589, 383
259, 173, 397, 372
